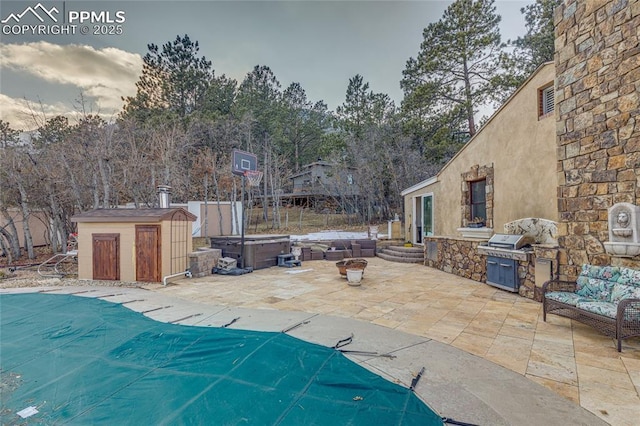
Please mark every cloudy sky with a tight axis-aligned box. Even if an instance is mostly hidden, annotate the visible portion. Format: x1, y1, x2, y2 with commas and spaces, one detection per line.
0, 0, 532, 130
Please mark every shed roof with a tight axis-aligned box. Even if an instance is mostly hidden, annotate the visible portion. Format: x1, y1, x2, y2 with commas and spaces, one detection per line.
71, 208, 197, 223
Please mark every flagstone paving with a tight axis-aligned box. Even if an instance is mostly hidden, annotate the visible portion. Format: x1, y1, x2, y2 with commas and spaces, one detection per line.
145, 257, 640, 426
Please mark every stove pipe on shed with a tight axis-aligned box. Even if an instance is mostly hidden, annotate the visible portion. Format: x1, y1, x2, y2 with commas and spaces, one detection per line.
157, 185, 171, 208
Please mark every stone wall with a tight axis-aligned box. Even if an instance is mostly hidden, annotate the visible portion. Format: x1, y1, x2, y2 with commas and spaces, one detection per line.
424, 236, 560, 300
555, 0, 640, 280
424, 237, 486, 282
189, 248, 222, 278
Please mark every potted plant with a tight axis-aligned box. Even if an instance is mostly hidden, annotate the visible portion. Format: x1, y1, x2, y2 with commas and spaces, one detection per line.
336, 259, 368, 277
467, 217, 486, 228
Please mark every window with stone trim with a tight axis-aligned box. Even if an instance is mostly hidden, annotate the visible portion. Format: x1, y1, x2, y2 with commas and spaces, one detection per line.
461, 164, 493, 228
539, 84, 554, 117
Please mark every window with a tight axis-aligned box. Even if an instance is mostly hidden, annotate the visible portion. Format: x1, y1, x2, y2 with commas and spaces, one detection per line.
539, 84, 554, 117
461, 165, 493, 229
470, 180, 486, 223
423, 195, 433, 237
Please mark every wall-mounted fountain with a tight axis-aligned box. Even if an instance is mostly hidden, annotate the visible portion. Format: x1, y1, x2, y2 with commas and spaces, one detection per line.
604, 203, 640, 258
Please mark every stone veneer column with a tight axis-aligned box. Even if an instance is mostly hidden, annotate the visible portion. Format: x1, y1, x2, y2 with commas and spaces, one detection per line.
555, 0, 640, 279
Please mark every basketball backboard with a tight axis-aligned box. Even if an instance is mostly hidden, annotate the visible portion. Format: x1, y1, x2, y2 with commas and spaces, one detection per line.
231, 149, 257, 176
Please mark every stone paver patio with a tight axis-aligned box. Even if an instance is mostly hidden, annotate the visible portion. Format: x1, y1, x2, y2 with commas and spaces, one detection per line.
144, 257, 640, 426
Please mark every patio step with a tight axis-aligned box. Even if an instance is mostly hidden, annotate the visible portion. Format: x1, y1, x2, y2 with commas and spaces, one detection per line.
377, 246, 424, 264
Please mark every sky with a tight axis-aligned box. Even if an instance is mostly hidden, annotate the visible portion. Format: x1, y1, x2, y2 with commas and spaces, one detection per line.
0, 0, 533, 130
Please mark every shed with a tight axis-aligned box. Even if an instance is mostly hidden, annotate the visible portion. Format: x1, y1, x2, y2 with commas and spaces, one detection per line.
71, 208, 197, 283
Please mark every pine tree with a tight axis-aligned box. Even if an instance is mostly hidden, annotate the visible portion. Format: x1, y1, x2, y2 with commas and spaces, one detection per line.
495, 0, 559, 100
401, 0, 503, 137
122, 34, 213, 121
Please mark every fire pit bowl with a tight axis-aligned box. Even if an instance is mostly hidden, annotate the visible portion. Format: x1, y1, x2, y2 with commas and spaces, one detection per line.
336, 259, 368, 277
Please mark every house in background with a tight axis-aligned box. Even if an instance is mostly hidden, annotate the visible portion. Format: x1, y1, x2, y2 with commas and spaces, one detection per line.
402, 62, 557, 243
285, 160, 360, 209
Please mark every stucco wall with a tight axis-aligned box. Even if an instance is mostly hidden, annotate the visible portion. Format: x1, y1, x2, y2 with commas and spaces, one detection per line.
185, 201, 240, 237
1, 209, 49, 248
403, 63, 558, 240
199, 202, 236, 236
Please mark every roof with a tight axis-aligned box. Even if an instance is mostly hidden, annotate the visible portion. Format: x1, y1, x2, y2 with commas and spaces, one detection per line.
71, 208, 197, 223
400, 177, 438, 196
289, 161, 357, 180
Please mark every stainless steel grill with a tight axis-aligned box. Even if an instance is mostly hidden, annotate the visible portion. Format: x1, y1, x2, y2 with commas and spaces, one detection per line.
479, 234, 534, 293
486, 234, 533, 250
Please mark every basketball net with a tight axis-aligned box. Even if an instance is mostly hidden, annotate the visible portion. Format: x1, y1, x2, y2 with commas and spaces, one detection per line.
244, 170, 263, 187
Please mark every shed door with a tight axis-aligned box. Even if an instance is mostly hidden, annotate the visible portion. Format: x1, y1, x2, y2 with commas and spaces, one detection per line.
136, 225, 161, 282
92, 234, 120, 280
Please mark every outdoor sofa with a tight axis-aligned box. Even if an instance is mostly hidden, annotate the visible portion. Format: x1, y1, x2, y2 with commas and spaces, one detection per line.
542, 264, 640, 352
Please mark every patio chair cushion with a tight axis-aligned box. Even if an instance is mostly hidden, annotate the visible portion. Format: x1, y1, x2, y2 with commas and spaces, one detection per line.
580, 264, 620, 281
616, 267, 640, 287
575, 300, 617, 319
575, 277, 615, 301
610, 283, 640, 304
545, 291, 588, 306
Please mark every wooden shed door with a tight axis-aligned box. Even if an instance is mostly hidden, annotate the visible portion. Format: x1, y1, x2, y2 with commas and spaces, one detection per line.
136, 225, 161, 282
92, 234, 120, 280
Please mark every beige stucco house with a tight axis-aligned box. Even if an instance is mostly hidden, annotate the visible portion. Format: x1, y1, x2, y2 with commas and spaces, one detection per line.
402, 62, 557, 244
71, 208, 196, 283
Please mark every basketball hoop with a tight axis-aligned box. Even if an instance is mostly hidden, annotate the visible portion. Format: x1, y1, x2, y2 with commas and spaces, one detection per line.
244, 170, 263, 187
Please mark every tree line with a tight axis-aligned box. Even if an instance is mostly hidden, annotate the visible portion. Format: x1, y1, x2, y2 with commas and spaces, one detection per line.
0, 0, 557, 261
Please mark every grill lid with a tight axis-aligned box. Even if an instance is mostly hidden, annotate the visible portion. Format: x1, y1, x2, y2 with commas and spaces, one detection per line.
487, 234, 533, 250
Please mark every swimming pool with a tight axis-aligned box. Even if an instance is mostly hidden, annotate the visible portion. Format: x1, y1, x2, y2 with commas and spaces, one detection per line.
1, 293, 442, 425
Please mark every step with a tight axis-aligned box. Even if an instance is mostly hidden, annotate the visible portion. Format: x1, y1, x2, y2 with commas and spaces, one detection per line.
385, 245, 424, 254
379, 248, 424, 259
377, 251, 424, 264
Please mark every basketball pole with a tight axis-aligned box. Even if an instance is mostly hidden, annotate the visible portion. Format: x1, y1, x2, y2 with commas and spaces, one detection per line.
239, 173, 246, 269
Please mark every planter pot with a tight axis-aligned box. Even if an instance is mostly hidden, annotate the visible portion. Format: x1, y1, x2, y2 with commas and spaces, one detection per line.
336, 259, 368, 277
346, 268, 363, 285
467, 223, 485, 228
457, 227, 493, 240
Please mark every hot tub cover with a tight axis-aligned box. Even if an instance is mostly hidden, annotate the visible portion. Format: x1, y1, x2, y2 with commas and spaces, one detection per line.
0, 293, 442, 425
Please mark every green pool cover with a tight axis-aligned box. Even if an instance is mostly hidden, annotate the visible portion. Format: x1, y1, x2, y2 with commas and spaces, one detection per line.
1, 293, 443, 425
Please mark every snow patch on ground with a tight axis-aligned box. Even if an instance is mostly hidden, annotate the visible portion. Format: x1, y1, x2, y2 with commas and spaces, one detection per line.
289, 230, 385, 241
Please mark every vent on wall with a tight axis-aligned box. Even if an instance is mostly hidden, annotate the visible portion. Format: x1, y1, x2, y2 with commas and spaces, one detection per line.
157, 185, 171, 209
539, 85, 554, 117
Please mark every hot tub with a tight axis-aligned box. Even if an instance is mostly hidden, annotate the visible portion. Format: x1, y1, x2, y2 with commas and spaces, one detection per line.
210, 235, 290, 270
